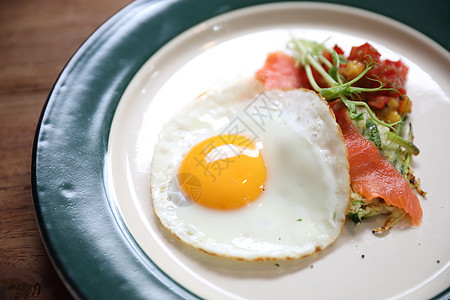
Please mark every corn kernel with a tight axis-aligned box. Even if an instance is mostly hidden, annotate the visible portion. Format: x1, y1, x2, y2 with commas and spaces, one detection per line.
385, 110, 401, 123
342, 60, 365, 81
387, 98, 399, 109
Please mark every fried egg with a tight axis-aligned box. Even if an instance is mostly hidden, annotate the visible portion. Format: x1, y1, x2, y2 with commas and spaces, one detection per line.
150, 78, 350, 260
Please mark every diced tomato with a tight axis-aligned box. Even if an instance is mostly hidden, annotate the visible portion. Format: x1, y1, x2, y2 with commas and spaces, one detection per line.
322, 45, 345, 64
378, 59, 408, 94
334, 45, 344, 55
367, 96, 392, 109
347, 43, 408, 101
348, 42, 381, 62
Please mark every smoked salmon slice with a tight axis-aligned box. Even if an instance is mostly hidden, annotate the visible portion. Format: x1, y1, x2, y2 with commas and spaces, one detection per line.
255, 51, 308, 90
333, 107, 422, 226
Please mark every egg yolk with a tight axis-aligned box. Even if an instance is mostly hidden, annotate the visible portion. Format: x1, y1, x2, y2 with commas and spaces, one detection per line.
178, 134, 266, 210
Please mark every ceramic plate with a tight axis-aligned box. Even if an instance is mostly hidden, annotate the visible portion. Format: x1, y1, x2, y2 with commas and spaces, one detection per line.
33, 1, 450, 299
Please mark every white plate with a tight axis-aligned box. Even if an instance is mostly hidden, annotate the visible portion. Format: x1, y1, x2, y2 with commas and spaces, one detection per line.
107, 3, 450, 299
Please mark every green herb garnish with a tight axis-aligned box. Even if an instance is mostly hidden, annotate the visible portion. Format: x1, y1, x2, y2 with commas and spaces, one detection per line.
365, 119, 382, 150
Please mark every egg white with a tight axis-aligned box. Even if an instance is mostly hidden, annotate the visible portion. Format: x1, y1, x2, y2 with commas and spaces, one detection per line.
150, 77, 350, 260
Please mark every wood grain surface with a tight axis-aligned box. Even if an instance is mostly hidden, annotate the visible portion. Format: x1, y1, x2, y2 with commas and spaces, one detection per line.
0, 1, 132, 299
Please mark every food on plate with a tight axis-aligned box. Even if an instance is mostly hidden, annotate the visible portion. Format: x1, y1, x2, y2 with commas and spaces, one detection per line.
256, 37, 425, 232
333, 107, 422, 226
150, 78, 350, 260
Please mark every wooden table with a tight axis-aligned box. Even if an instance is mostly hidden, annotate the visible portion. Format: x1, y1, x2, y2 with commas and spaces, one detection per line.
0, 1, 131, 298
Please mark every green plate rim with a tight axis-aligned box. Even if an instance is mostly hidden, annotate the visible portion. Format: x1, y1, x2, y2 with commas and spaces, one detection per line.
31, 0, 449, 299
